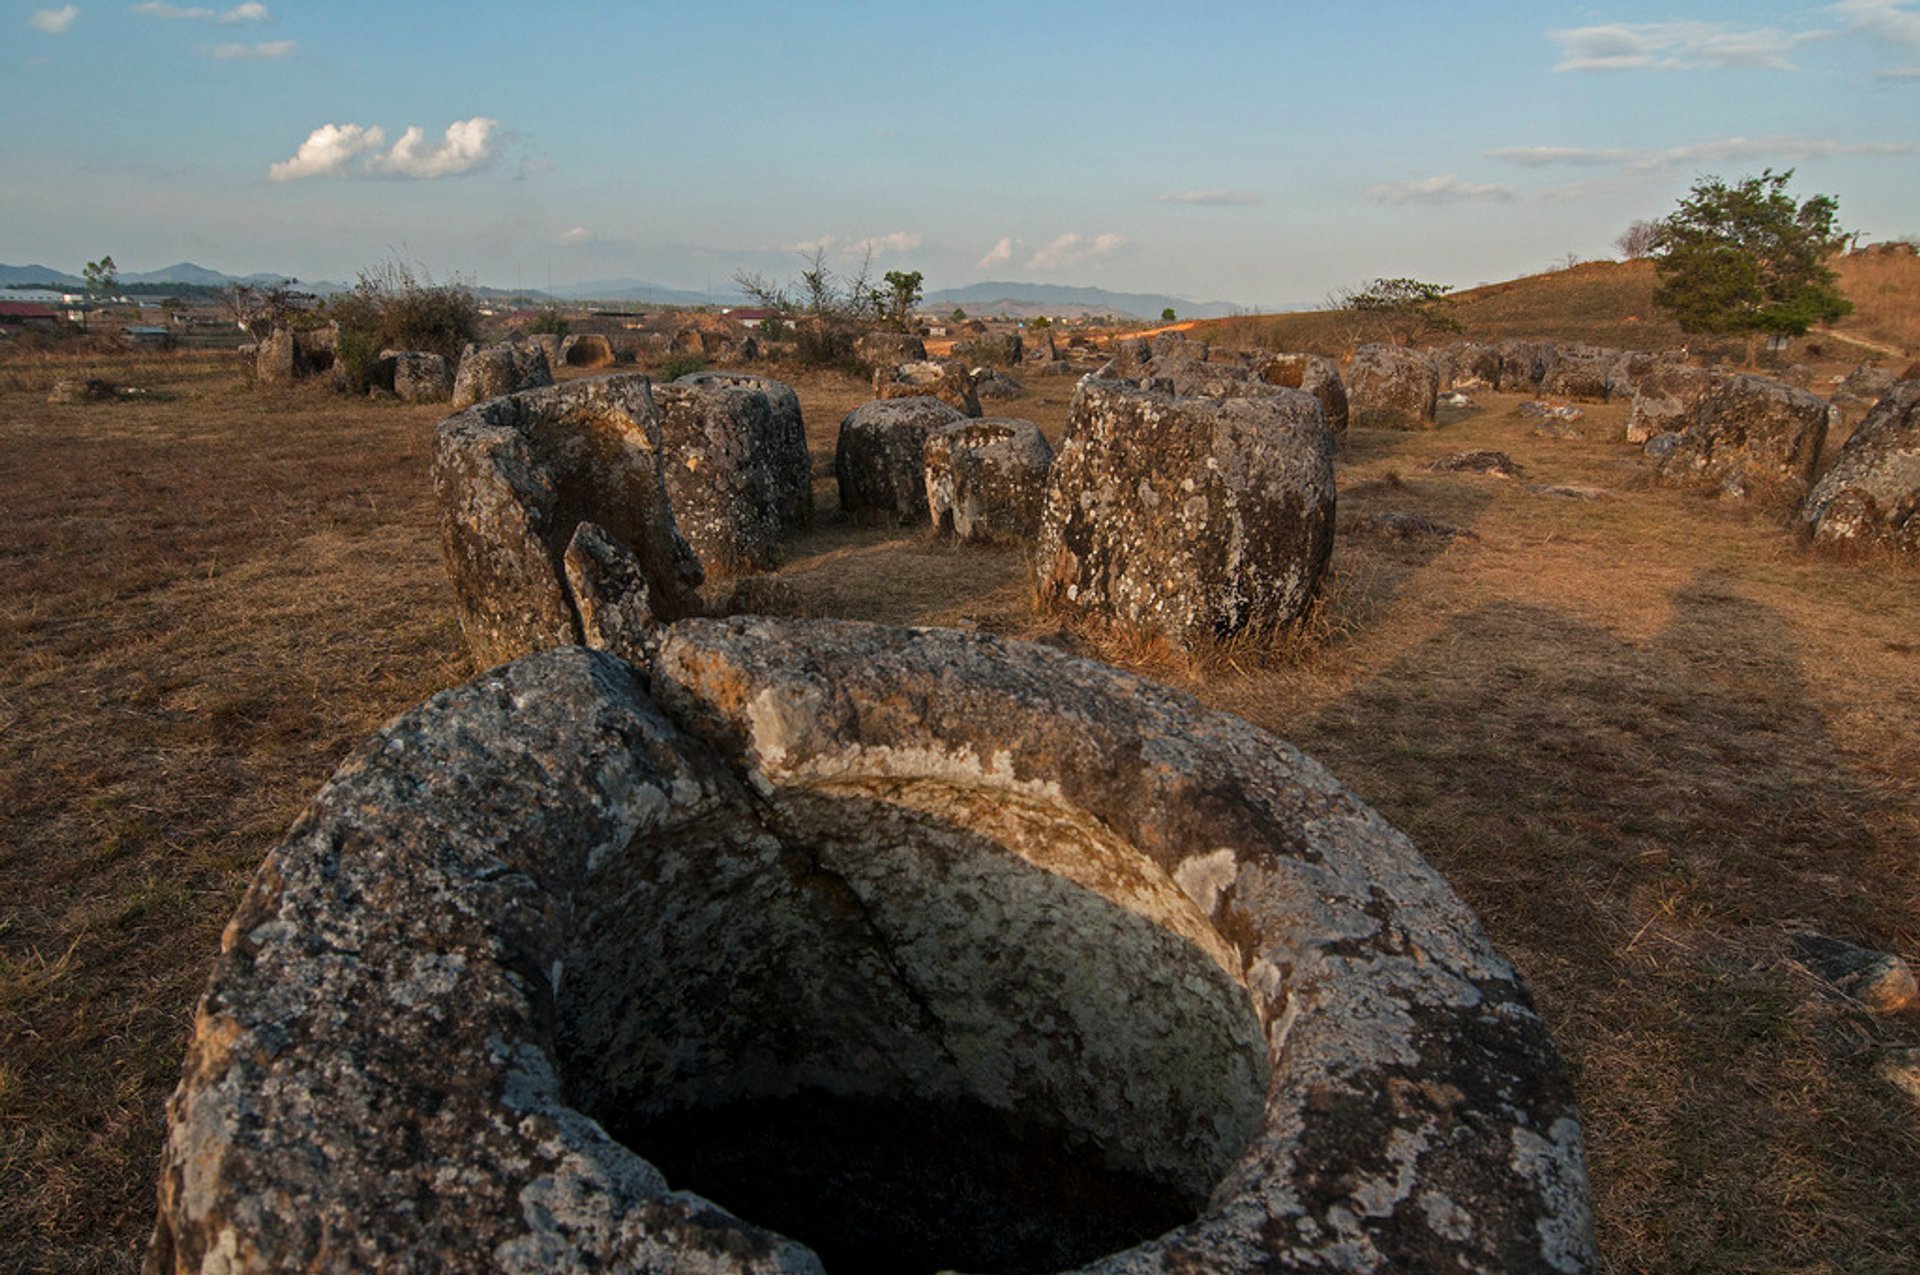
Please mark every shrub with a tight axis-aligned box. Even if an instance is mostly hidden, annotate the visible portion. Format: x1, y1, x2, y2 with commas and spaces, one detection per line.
528, 309, 570, 337
329, 260, 480, 389
659, 353, 708, 381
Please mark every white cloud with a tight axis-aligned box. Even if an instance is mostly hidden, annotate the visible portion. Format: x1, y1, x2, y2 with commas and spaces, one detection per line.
28, 6, 79, 34
1025, 232, 1127, 271
1156, 189, 1263, 206
268, 122, 385, 181
209, 38, 290, 57
853, 230, 922, 258
558, 226, 595, 245
789, 235, 836, 255
1489, 135, 1920, 171
133, 3, 213, 17
977, 236, 1016, 269
1831, 0, 1920, 45
1363, 175, 1518, 205
219, 1, 267, 20
1879, 64, 1920, 77
1549, 21, 1821, 71
365, 117, 499, 178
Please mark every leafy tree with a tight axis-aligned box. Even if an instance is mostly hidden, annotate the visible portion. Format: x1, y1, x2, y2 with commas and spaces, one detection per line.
1328, 277, 1463, 348
528, 308, 570, 337
226, 279, 316, 338
1161, 306, 1176, 322
733, 247, 884, 371
83, 255, 118, 299
1650, 168, 1851, 365
1027, 316, 1051, 330
880, 269, 924, 332
950, 306, 967, 322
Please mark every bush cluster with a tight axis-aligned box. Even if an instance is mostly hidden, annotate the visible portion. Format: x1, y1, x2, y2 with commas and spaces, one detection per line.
330, 261, 480, 389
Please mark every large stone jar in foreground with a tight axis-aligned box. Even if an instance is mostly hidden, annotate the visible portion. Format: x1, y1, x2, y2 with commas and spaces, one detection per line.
1035, 377, 1336, 648
148, 617, 1593, 1275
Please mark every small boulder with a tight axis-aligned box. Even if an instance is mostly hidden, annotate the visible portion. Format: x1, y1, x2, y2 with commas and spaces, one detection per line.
1656, 373, 1832, 510
452, 338, 554, 410
1790, 933, 1919, 1014
1800, 380, 1920, 551
392, 352, 453, 404
923, 417, 1054, 544
837, 396, 968, 524
47, 377, 115, 404
1255, 352, 1349, 437
875, 359, 981, 417
431, 374, 702, 667
1347, 343, 1438, 429
1034, 377, 1335, 647
973, 369, 1024, 401
1430, 450, 1522, 477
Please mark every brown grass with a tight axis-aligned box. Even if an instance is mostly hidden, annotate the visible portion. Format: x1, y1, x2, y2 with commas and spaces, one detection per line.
3, 350, 1919, 1274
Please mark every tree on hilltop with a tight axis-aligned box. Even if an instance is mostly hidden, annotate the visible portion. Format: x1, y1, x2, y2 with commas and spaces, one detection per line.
1650, 168, 1851, 365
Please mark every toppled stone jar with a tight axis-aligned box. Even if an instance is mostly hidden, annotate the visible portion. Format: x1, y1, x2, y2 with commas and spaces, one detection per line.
147, 619, 1594, 1275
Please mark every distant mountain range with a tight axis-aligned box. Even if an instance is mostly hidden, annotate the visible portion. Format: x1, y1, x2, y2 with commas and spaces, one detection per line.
0, 262, 1274, 318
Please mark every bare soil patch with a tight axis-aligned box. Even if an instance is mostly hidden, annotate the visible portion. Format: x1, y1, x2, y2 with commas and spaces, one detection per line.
3, 353, 1917, 1273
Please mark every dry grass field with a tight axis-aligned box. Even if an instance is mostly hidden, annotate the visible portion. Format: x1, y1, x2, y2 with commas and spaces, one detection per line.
2, 338, 1918, 1273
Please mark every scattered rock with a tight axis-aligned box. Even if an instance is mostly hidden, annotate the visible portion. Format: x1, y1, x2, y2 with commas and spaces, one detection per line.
1655, 373, 1832, 511
1034, 377, 1335, 646
1430, 450, 1522, 477
875, 358, 981, 417
1801, 380, 1920, 550
1022, 327, 1058, 363
431, 373, 703, 667
923, 417, 1054, 544
1790, 933, 1918, 1014
1347, 343, 1438, 429
1516, 399, 1584, 422
451, 337, 554, 410
47, 377, 115, 404
972, 368, 1024, 400
149, 622, 1591, 1274
1346, 511, 1479, 541
836, 396, 967, 524
391, 352, 453, 404
1495, 339, 1550, 393
1642, 432, 1684, 460
1439, 390, 1474, 408
1525, 483, 1611, 500
1534, 417, 1584, 439
1255, 352, 1349, 437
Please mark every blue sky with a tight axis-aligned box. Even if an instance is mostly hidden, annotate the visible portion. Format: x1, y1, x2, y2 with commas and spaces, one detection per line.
5, 0, 1917, 306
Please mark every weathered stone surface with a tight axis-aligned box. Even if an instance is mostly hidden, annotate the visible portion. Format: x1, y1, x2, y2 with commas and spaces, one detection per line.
452, 338, 554, 410
923, 417, 1054, 544
528, 333, 564, 366
1538, 344, 1617, 402
651, 380, 790, 578
1034, 378, 1336, 645
972, 368, 1024, 400
560, 333, 616, 368
954, 330, 1023, 367
1626, 365, 1724, 444
1790, 933, 1919, 1014
1655, 373, 1832, 509
1256, 352, 1350, 437
431, 373, 703, 667
1435, 341, 1501, 390
1347, 343, 1439, 429
255, 326, 307, 386
1495, 339, 1550, 393
675, 371, 812, 528
1801, 380, 1920, 550
47, 377, 115, 404
1430, 449, 1523, 477
1605, 349, 1680, 402
391, 351, 453, 403
151, 620, 1592, 1274
853, 330, 927, 368
875, 358, 981, 417
836, 396, 966, 524
562, 520, 658, 663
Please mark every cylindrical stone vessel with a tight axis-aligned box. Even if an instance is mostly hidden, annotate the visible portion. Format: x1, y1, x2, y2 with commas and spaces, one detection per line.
148, 619, 1594, 1275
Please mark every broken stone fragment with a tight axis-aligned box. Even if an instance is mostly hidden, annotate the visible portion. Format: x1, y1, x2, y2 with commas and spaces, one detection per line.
1791, 933, 1919, 1014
